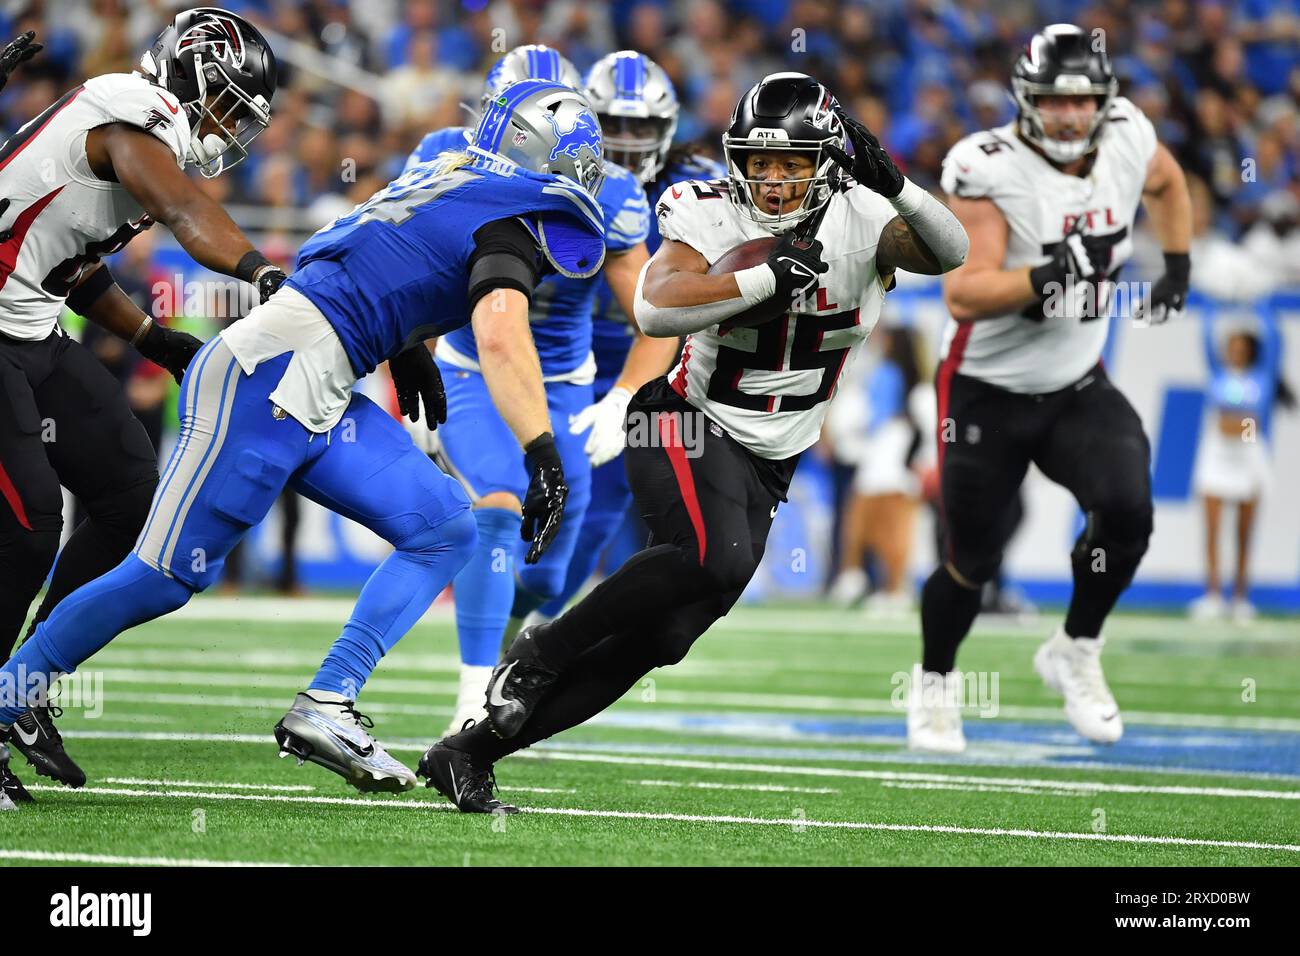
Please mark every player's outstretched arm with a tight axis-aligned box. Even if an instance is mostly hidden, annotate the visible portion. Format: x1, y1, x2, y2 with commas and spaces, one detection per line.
941, 195, 1043, 321
68, 264, 203, 383
1135, 143, 1192, 325
571, 242, 678, 467
88, 124, 285, 301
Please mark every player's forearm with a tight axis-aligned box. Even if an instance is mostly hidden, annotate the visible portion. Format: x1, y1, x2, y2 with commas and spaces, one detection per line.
943, 266, 1038, 321
473, 291, 552, 447
1142, 177, 1192, 255
161, 197, 259, 278
636, 261, 769, 336
76, 270, 150, 342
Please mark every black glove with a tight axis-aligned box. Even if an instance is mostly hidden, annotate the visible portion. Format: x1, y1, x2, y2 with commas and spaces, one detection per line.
136, 321, 204, 383
256, 267, 287, 304
1028, 216, 1112, 302
824, 110, 905, 198
0, 32, 41, 95
521, 433, 567, 565
767, 233, 829, 308
388, 344, 446, 429
1134, 252, 1190, 326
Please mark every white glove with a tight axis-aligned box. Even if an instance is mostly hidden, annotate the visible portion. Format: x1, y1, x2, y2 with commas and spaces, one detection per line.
569, 386, 633, 467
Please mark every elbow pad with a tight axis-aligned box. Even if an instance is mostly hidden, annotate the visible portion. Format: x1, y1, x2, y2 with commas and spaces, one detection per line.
890, 179, 970, 272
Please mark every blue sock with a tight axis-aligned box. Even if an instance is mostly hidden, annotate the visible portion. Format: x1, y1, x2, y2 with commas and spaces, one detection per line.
447, 507, 520, 668
311, 509, 477, 697
0, 555, 192, 725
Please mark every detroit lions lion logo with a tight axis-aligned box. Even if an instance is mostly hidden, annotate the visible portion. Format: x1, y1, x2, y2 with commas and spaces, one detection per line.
545, 110, 601, 162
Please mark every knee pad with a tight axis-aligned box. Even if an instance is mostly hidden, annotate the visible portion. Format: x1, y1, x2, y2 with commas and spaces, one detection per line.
1075, 504, 1153, 567
399, 506, 478, 568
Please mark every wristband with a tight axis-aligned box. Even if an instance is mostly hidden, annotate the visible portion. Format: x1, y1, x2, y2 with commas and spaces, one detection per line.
1162, 251, 1190, 284
235, 250, 274, 284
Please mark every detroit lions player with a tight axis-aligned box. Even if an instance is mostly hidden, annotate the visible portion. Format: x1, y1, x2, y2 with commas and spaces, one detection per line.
531, 51, 725, 627
405, 46, 658, 735
0, 81, 606, 798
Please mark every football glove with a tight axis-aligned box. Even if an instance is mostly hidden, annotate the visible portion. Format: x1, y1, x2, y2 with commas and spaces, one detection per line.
136, 321, 204, 384
1133, 252, 1190, 326
824, 110, 905, 199
388, 344, 446, 430
521, 433, 567, 565
767, 233, 829, 309
255, 266, 287, 304
569, 386, 632, 467
0, 32, 41, 95
1029, 216, 1114, 301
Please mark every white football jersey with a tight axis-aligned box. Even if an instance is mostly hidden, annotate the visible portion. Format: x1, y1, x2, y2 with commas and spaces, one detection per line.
0, 72, 191, 341
937, 96, 1157, 393
656, 178, 897, 460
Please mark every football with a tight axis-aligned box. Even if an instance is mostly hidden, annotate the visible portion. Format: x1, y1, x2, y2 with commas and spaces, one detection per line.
707, 236, 786, 329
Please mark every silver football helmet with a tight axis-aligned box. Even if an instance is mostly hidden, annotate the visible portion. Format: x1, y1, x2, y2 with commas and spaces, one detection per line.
583, 51, 678, 183
481, 44, 582, 110
469, 79, 605, 199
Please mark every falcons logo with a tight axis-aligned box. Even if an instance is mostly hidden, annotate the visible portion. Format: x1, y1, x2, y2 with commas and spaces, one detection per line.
176, 14, 245, 68
143, 108, 173, 132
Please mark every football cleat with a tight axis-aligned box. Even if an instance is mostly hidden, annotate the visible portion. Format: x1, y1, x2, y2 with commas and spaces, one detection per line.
485, 626, 560, 739
906, 663, 967, 754
1, 742, 33, 807
444, 664, 492, 739
1033, 629, 1123, 744
7, 705, 86, 788
274, 691, 416, 793
417, 741, 518, 814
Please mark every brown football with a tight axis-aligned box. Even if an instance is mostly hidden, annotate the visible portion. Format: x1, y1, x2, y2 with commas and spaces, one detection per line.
707, 236, 786, 329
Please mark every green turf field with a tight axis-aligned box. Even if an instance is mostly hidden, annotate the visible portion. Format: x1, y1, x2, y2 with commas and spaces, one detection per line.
3, 597, 1298, 866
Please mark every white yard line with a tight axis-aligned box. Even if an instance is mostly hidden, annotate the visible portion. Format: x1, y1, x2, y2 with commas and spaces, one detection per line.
72, 665, 1300, 732
103, 777, 316, 792
631, 779, 839, 795
881, 781, 1085, 797
53, 729, 1300, 797
0, 849, 299, 867
21, 784, 1299, 854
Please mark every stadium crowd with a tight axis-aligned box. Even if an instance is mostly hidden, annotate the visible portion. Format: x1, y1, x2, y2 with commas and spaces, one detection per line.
0, 0, 1295, 604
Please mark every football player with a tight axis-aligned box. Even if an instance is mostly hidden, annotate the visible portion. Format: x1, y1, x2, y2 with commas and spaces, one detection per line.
0, 80, 605, 796
525, 51, 724, 631
418, 72, 969, 812
404, 45, 660, 735
0, 8, 282, 806
906, 24, 1192, 752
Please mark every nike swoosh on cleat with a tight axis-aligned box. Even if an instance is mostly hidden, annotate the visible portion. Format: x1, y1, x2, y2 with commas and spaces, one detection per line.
1101, 712, 1118, 721
488, 661, 518, 708
12, 724, 39, 747
449, 765, 465, 804
323, 725, 374, 758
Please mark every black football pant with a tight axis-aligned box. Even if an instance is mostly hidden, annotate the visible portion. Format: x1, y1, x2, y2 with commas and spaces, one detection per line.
920, 364, 1153, 673
457, 377, 797, 762
0, 328, 158, 661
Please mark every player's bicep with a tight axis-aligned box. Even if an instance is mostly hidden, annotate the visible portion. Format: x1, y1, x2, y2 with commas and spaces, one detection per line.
1141, 142, 1182, 198
945, 195, 1008, 273
96, 123, 198, 222
876, 215, 942, 276
642, 238, 710, 304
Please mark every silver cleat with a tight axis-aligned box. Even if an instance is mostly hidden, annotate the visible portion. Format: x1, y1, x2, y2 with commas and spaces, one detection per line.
273, 691, 417, 793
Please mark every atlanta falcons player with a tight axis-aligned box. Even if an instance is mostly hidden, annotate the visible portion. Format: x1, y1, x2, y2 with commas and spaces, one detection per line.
417, 72, 969, 812
907, 24, 1192, 753
0, 7, 280, 808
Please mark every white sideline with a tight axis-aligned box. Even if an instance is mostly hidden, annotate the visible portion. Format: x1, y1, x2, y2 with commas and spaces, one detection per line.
632, 779, 840, 795
0, 849, 299, 867
20, 784, 1300, 855
103, 777, 317, 792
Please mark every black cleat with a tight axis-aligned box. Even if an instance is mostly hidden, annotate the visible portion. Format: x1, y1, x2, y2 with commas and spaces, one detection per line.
416, 741, 518, 814
485, 626, 559, 739
8, 705, 86, 788
1, 743, 33, 807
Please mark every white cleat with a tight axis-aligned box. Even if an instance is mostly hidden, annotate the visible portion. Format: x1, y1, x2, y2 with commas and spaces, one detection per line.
274, 691, 417, 793
443, 664, 492, 738
1188, 592, 1226, 621
906, 663, 966, 754
1230, 598, 1256, 625
1033, 629, 1123, 744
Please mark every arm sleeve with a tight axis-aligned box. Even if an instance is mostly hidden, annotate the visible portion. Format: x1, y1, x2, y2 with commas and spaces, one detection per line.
466, 217, 541, 313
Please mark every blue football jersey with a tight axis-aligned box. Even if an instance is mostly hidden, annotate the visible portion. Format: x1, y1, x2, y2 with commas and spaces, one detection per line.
406, 127, 650, 378
287, 157, 605, 377
590, 153, 726, 389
